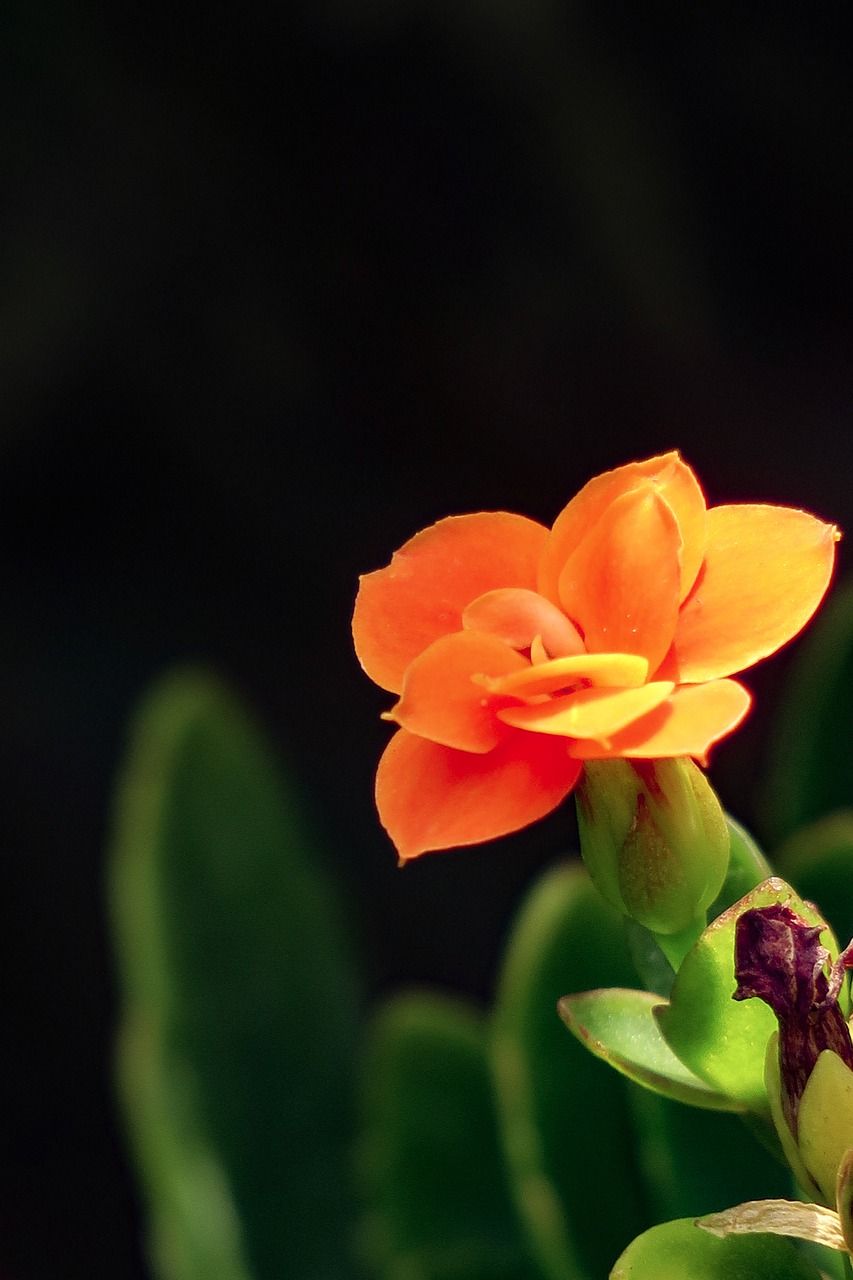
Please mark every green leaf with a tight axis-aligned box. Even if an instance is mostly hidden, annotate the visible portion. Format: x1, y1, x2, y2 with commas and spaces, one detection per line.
109, 669, 359, 1280
491, 862, 647, 1280
558, 989, 737, 1110
626, 1088, 792, 1222
761, 579, 853, 844
610, 1217, 824, 1279
356, 993, 539, 1280
774, 811, 853, 946
708, 817, 773, 919
655, 878, 836, 1111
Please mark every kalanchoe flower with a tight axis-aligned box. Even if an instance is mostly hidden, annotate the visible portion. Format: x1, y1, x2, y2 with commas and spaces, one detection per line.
353, 452, 838, 861
734, 904, 853, 1203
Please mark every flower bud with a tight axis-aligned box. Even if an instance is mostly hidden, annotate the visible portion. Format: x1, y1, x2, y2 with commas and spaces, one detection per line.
575, 758, 729, 936
734, 904, 853, 1204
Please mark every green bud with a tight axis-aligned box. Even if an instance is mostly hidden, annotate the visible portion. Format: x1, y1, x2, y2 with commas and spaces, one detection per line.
797, 1049, 853, 1204
575, 758, 730, 936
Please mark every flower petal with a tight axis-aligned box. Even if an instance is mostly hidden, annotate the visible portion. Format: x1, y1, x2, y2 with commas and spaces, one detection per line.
568, 679, 751, 761
375, 728, 581, 862
353, 512, 548, 693
557, 486, 681, 673
539, 451, 706, 606
462, 588, 585, 657
672, 505, 839, 682
479, 651, 648, 699
386, 631, 527, 753
498, 681, 674, 742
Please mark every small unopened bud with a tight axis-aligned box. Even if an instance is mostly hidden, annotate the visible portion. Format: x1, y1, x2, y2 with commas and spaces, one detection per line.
575, 758, 729, 936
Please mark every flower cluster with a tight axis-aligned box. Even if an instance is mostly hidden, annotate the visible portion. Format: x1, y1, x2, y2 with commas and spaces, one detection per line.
353, 452, 837, 861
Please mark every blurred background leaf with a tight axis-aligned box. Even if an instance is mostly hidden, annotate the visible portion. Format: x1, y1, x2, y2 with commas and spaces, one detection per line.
625, 1090, 790, 1222
490, 864, 645, 1280
774, 811, 853, 947
355, 992, 539, 1280
761, 581, 853, 844
109, 670, 359, 1280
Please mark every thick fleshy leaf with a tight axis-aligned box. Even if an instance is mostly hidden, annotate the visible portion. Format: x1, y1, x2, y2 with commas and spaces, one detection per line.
353, 512, 548, 693
672, 504, 838, 683
557, 988, 735, 1109
376, 729, 581, 862
499, 681, 674, 742
761, 581, 853, 843
611, 1217, 824, 1280
109, 671, 359, 1280
356, 994, 537, 1280
463, 588, 585, 657
387, 631, 527, 752
557, 487, 681, 673
568, 679, 751, 761
538, 452, 706, 607
491, 864, 646, 1280
656, 879, 837, 1110
775, 812, 853, 947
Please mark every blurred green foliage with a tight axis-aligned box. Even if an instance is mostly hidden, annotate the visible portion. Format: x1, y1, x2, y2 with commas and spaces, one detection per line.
775, 811, 853, 946
109, 670, 359, 1280
490, 865, 646, 1280
762, 582, 853, 844
355, 993, 536, 1280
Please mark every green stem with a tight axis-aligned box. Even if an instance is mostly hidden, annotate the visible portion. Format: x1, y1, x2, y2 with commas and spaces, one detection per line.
653, 915, 705, 970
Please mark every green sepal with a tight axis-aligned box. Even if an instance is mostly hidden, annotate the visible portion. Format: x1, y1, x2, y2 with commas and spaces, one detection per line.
655, 878, 837, 1111
798, 1051, 853, 1207
355, 993, 538, 1280
558, 988, 736, 1111
491, 862, 646, 1280
109, 669, 359, 1280
610, 1217, 824, 1280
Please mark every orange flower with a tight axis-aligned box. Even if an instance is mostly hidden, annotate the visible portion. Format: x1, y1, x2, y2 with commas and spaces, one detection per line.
353, 452, 838, 862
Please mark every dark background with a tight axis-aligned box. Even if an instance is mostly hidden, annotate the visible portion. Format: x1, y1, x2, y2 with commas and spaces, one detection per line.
4, 4, 853, 1276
